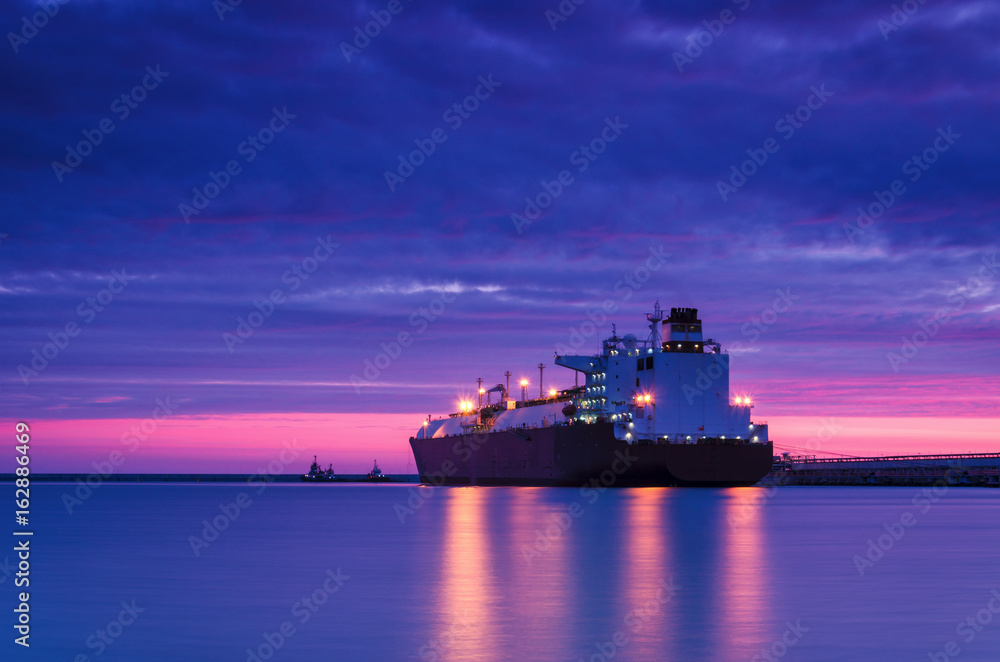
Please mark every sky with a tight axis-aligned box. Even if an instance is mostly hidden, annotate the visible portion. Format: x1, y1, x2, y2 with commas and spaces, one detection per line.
1, 0, 998, 473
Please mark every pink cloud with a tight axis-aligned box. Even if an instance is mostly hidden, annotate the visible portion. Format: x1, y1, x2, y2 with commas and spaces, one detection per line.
2, 413, 425, 475
5, 413, 997, 474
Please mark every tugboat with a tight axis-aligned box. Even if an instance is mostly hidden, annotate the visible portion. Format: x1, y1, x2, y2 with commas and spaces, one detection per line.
301, 456, 338, 482
366, 459, 391, 482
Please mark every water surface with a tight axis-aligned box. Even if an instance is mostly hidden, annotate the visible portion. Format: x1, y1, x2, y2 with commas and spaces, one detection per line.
5, 483, 1000, 661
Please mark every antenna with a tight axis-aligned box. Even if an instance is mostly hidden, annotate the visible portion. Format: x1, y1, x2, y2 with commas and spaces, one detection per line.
646, 300, 664, 350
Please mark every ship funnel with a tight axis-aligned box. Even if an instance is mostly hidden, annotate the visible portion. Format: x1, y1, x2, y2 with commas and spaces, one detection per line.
669, 307, 699, 322
665, 307, 703, 347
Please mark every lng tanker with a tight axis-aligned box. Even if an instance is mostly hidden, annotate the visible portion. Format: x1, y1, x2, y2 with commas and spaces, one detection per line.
409, 305, 774, 487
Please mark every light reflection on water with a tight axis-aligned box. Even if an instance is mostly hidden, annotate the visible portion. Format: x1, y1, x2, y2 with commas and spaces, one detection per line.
620, 489, 675, 660
718, 488, 772, 659
425, 486, 774, 661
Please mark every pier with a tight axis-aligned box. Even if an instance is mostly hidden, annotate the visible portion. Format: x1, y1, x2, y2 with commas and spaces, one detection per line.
766, 452, 1000, 487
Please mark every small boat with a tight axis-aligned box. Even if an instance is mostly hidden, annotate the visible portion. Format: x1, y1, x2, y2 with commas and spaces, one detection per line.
301, 455, 338, 482
366, 459, 390, 482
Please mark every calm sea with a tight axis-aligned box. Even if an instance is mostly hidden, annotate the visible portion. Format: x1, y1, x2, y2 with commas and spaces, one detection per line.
5, 483, 1000, 661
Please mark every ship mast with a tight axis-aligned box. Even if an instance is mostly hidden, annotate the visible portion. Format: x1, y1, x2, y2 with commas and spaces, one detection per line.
646, 301, 664, 351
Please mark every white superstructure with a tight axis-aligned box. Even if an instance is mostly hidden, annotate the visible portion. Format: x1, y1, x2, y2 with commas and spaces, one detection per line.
554, 304, 768, 444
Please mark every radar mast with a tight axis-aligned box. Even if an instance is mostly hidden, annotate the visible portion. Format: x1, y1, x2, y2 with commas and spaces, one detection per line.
646, 301, 664, 351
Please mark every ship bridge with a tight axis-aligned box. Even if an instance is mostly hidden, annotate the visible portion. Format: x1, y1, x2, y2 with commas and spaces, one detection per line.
554, 304, 767, 445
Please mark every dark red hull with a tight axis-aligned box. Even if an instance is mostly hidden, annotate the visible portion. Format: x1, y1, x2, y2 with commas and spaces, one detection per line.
409, 422, 773, 487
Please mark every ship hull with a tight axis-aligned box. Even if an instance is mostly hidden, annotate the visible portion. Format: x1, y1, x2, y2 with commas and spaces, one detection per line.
409, 422, 773, 487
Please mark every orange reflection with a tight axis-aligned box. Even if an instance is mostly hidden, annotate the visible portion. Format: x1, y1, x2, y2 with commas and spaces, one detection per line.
430, 487, 577, 660
622, 488, 676, 657
719, 487, 772, 650
427, 488, 496, 662
505, 487, 574, 658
